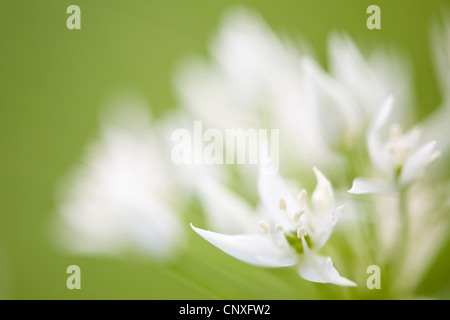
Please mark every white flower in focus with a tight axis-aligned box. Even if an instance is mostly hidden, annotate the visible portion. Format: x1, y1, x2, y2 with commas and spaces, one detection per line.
54, 98, 185, 259
191, 167, 355, 286
349, 96, 441, 194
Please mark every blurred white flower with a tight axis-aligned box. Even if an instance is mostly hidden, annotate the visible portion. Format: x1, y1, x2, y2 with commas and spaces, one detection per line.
422, 13, 450, 175
175, 7, 298, 129
349, 96, 440, 194
393, 183, 450, 294
53, 95, 185, 259
191, 166, 355, 286
174, 7, 413, 176
327, 32, 412, 123
430, 12, 450, 107
194, 174, 259, 235
155, 108, 228, 192
300, 33, 412, 151
299, 57, 361, 149
174, 7, 335, 169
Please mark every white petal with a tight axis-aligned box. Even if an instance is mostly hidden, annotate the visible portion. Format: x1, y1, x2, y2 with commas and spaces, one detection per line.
328, 32, 410, 120
367, 96, 394, 176
399, 140, 440, 186
372, 94, 393, 132
348, 177, 396, 195
55, 101, 184, 258
191, 224, 297, 267
298, 252, 356, 286
306, 204, 346, 250
196, 175, 257, 234
311, 167, 335, 214
127, 199, 184, 258
301, 58, 361, 147
257, 170, 300, 229
431, 14, 450, 103
327, 33, 379, 116
403, 127, 422, 151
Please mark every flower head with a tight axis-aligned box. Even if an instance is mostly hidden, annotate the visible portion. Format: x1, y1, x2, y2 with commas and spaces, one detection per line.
191, 166, 355, 286
54, 97, 185, 259
349, 96, 441, 194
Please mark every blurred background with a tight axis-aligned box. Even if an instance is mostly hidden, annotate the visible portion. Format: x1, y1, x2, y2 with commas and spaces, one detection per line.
0, 0, 449, 299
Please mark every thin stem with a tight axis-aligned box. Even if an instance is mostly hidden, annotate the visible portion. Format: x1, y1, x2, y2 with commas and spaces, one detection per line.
390, 186, 410, 297
398, 188, 408, 253
343, 144, 378, 263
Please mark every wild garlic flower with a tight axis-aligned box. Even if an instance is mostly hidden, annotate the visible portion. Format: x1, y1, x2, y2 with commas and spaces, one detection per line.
174, 7, 413, 175
327, 32, 412, 123
174, 7, 335, 169
53, 97, 185, 259
191, 166, 355, 286
349, 96, 441, 195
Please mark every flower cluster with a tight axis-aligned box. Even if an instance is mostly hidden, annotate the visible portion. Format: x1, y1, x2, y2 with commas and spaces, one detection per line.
349, 96, 441, 195
53, 7, 450, 296
192, 166, 355, 286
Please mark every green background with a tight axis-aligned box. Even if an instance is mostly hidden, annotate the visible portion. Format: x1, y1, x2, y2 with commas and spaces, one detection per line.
0, 0, 449, 299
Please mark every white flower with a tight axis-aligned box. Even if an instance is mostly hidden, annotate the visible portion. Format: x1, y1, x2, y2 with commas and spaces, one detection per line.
328, 32, 412, 122
194, 174, 259, 235
430, 13, 450, 107
191, 166, 355, 286
174, 7, 415, 175
349, 96, 441, 194
299, 57, 361, 149
300, 33, 412, 150
174, 7, 335, 169
53, 96, 185, 259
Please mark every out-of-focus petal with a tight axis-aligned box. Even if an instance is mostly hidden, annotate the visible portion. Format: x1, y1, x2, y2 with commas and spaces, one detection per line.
126, 198, 185, 258
311, 167, 335, 215
348, 177, 396, 195
399, 140, 440, 186
367, 96, 395, 177
196, 175, 258, 234
328, 32, 411, 121
431, 13, 450, 104
55, 100, 185, 259
301, 58, 361, 147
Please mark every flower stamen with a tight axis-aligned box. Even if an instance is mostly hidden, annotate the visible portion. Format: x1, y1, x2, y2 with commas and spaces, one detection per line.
297, 226, 307, 238
258, 220, 270, 234
279, 197, 287, 212
293, 209, 305, 223
298, 189, 307, 206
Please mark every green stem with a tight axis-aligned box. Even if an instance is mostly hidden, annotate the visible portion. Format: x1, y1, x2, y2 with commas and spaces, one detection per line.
391, 186, 409, 297
398, 188, 408, 253
343, 145, 378, 263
